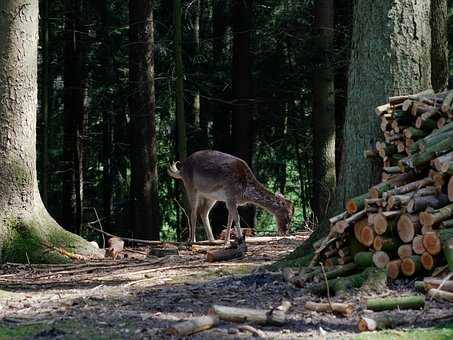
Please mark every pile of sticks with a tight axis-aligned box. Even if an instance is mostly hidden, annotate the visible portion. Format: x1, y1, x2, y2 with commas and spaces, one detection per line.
287, 89, 453, 293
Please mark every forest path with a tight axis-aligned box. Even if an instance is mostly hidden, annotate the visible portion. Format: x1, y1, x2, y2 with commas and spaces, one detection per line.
0, 234, 452, 339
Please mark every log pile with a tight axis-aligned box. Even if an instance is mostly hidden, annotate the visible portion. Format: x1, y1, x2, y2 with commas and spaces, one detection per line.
286, 89, 453, 293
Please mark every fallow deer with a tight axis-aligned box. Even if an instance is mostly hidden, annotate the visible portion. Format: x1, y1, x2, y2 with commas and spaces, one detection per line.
168, 150, 294, 244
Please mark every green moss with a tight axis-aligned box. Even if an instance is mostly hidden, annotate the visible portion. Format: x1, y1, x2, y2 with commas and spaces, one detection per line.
353, 322, 453, 340
8, 159, 33, 189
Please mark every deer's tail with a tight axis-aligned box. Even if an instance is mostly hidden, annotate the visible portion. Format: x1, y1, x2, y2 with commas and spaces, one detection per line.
168, 161, 183, 179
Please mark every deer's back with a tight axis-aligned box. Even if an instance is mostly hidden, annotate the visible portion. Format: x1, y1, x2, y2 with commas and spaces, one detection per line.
181, 150, 255, 196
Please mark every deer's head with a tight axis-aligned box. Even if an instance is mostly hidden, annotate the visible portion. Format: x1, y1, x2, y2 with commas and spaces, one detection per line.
274, 192, 294, 235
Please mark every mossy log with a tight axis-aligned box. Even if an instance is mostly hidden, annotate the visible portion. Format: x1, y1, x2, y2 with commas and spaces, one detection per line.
401, 255, 422, 276
407, 194, 450, 214
366, 295, 425, 311
321, 262, 358, 281
409, 136, 453, 168
404, 127, 429, 139
346, 195, 369, 214
374, 237, 400, 253
384, 178, 433, 199
415, 116, 437, 130
354, 252, 374, 268
419, 203, 453, 227
369, 182, 393, 199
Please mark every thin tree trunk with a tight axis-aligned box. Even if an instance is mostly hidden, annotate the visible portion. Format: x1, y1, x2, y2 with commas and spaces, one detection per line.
175, 0, 187, 162
129, 0, 161, 240
311, 0, 336, 222
231, 0, 256, 229
430, 0, 448, 92
334, 0, 432, 214
0, 0, 101, 263
63, 0, 87, 234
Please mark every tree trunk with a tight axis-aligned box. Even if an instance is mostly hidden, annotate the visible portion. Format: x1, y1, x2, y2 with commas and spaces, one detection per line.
311, 0, 336, 222
209, 0, 231, 237
174, 0, 187, 162
333, 0, 432, 213
0, 0, 101, 263
39, 0, 49, 207
231, 0, 256, 229
62, 0, 88, 235
129, 0, 161, 240
430, 0, 448, 92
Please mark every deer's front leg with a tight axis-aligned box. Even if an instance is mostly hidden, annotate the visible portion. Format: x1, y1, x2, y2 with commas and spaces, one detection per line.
189, 194, 200, 244
224, 210, 234, 247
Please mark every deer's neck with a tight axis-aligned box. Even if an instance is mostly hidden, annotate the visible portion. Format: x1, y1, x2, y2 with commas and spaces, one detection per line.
243, 180, 280, 215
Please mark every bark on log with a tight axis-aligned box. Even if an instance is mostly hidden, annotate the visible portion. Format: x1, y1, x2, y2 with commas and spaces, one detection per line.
427, 288, 453, 303
304, 302, 353, 316
322, 263, 358, 280
335, 210, 367, 233
449, 176, 453, 201
167, 315, 219, 336
358, 314, 394, 332
401, 255, 422, 276
329, 211, 349, 225
440, 218, 453, 228
420, 277, 453, 292
433, 152, 453, 172
384, 178, 433, 199
346, 194, 369, 214
207, 244, 246, 262
354, 252, 374, 268
441, 162, 453, 175
443, 238, 453, 271
366, 295, 425, 311
419, 203, 453, 227
210, 304, 289, 325
407, 194, 449, 213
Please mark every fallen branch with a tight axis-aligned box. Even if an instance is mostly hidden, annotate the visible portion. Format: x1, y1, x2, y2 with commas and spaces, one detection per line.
304, 302, 353, 316
166, 315, 219, 336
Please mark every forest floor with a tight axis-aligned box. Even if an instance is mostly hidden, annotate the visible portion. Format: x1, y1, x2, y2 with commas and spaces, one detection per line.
0, 234, 453, 339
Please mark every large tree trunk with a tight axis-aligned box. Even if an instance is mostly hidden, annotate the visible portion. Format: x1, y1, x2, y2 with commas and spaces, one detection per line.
231, 0, 256, 229
430, 0, 448, 92
38, 0, 49, 207
209, 0, 231, 237
62, 0, 87, 234
129, 0, 161, 240
0, 0, 101, 263
311, 0, 336, 222
333, 0, 432, 213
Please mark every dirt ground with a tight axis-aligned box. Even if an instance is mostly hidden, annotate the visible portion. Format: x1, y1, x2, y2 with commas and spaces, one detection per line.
0, 234, 453, 339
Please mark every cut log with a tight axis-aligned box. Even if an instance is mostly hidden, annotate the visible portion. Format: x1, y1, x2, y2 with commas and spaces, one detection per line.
441, 90, 453, 113
359, 225, 375, 247
304, 302, 353, 317
373, 212, 399, 235
167, 315, 219, 336
366, 295, 425, 311
358, 314, 394, 332
373, 237, 399, 253
421, 277, 453, 292
346, 194, 369, 214
427, 288, 453, 303
383, 178, 433, 199
412, 235, 426, 255
387, 259, 401, 280
372, 251, 390, 269
354, 252, 374, 268
404, 127, 428, 139
398, 244, 413, 259
335, 210, 367, 233
387, 194, 412, 209
369, 182, 393, 199
210, 303, 289, 326
401, 255, 422, 276
397, 214, 421, 242
432, 152, 453, 172
407, 194, 450, 214
420, 252, 436, 271
423, 232, 442, 255
419, 203, 453, 227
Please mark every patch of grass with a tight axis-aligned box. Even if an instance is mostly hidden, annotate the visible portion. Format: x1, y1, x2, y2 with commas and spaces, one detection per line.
354, 323, 453, 340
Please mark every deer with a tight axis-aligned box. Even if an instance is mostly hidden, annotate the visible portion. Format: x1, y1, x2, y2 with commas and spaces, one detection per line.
168, 150, 294, 245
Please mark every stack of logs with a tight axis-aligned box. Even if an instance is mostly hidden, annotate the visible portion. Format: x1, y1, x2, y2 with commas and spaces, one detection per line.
297, 89, 453, 293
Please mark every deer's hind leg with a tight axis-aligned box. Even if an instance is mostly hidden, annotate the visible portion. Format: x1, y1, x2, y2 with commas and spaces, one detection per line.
198, 198, 216, 241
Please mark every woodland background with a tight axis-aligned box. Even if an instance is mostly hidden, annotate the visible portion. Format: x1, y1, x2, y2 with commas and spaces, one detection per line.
35, 0, 453, 243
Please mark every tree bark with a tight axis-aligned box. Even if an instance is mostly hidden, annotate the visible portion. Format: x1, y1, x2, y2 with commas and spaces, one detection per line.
430, 0, 448, 92
129, 0, 161, 240
333, 0, 432, 213
63, 0, 88, 234
0, 0, 101, 263
231, 0, 256, 229
311, 0, 336, 222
